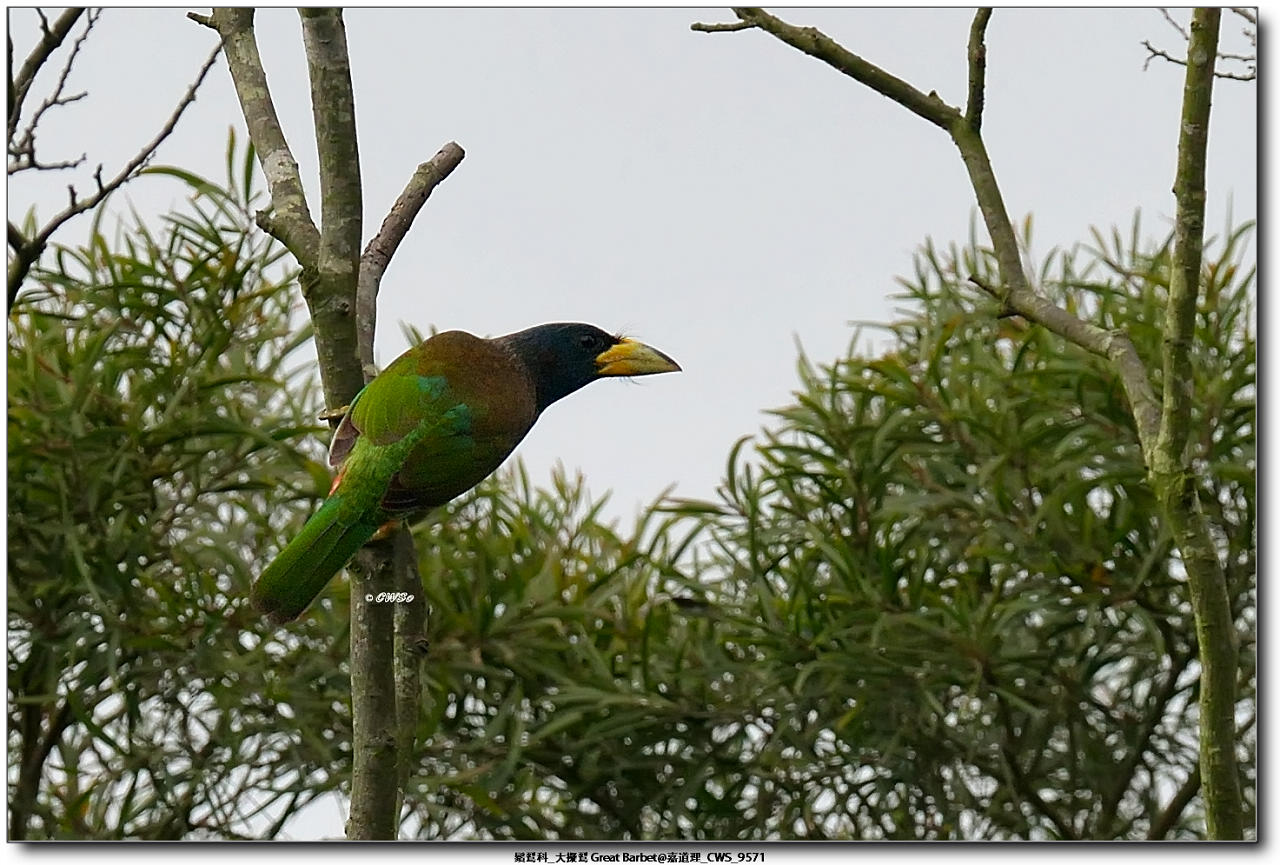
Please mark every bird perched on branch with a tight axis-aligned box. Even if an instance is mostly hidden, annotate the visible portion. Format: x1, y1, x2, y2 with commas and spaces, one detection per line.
252, 322, 681, 622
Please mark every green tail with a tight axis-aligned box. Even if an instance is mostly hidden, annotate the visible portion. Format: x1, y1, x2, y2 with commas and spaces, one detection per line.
251, 495, 381, 622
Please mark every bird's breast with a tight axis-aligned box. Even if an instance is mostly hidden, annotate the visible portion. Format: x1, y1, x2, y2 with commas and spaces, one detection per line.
380, 425, 533, 514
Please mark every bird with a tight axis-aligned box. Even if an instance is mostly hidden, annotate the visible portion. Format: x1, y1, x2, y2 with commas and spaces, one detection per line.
251, 322, 681, 622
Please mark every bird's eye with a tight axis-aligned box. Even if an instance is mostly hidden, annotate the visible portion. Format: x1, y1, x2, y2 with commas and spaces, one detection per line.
580, 333, 602, 351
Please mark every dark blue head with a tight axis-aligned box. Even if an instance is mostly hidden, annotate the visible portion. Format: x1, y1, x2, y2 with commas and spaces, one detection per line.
493, 322, 680, 413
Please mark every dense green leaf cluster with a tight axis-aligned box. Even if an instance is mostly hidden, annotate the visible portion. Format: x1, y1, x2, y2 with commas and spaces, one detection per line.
402, 217, 1254, 840
7, 141, 351, 839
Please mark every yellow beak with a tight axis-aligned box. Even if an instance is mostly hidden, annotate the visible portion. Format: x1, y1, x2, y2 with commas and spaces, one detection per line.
595, 338, 682, 377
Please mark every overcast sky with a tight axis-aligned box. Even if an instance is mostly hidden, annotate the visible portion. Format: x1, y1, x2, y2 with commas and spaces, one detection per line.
10, 6, 1259, 520
6, 5, 1260, 841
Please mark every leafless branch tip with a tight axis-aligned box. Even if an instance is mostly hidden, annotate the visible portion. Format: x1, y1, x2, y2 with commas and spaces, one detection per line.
7, 38, 224, 305
691, 20, 756, 33
965, 8, 993, 131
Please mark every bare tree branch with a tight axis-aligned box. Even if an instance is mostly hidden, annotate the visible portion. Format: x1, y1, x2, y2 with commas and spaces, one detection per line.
9, 9, 98, 173
17, 151, 87, 172
1142, 6, 1255, 80
967, 273, 1162, 447
8, 7, 84, 143
192, 8, 321, 267
1160, 7, 1190, 41
721, 7, 964, 131
1142, 39, 1256, 80
690, 20, 756, 33
1141, 41, 1184, 73
1213, 49, 1258, 64
7, 38, 223, 307
300, 8, 362, 283
347, 536, 401, 840
711, 7, 1167, 459
965, 8, 992, 132
392, 528, 428, 822
356, 141, 465, 370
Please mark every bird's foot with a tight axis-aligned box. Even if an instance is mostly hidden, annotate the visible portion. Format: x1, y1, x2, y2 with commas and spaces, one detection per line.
317, 404, 349, 422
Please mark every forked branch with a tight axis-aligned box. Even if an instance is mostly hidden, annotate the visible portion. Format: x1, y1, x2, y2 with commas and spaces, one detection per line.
7, 7, 85, 145
693, 6, 1163, 454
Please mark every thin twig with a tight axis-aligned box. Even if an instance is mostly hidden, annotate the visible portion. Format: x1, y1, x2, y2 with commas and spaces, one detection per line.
8, 7, 84, 142
1142, 40, 1255, 80
13, 152, 87, 173
9, 9, 99, 172
690, 20, 756, 33
1214, 49, 1257, 63
967, 273, 1012, 317
1140, 43, 1174, 73
1214, 69, 1254, 82
1160, 7, 1189, 41
7, 40, 223, 306
1142, 6, 1254, 81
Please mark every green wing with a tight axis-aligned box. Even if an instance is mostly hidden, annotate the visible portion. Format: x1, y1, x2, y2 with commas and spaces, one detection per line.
330, 332, 537, 514
254, 337, 508, 621
331, 350, 457, 456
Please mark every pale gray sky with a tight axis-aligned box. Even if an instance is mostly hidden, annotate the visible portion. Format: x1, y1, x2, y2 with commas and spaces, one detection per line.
6, 6, 1260, 841
9, 6, 1258, 522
